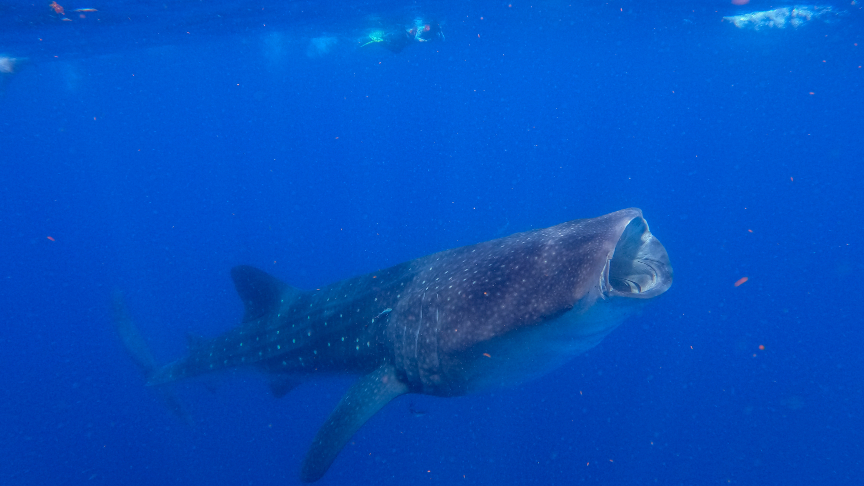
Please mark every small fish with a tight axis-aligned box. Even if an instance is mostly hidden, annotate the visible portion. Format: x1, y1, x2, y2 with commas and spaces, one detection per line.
371, 308, 392, 323
73, 8, 97, 12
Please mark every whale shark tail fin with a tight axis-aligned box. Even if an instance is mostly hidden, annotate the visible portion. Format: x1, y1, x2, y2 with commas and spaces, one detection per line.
112, 290, 157, 374
112, 290, 191, 424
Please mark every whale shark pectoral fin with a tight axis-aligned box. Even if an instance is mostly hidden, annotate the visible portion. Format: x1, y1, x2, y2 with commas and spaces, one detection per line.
301, 363, 409, 483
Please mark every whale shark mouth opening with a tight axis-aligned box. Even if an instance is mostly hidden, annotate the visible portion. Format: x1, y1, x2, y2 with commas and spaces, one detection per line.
605, 216, 673, 298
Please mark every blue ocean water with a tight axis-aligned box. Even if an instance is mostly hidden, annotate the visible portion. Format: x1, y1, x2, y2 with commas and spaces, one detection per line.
2, 0, 862, 484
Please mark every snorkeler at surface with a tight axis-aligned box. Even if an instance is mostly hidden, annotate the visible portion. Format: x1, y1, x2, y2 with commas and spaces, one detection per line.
360, 18, 443, 53
0, 55, 28, 96
0, 56, 25, 75
407, 17, 443, 43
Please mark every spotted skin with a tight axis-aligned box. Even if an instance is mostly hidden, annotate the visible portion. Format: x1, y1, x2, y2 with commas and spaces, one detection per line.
129, 208, 672, 482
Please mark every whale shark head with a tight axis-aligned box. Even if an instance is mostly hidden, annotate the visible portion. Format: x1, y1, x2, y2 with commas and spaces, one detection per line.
417, 208, 673, 393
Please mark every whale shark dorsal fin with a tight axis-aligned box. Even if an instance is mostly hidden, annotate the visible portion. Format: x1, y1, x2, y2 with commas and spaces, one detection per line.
301, 363, 409, 482
230, 265, 298, 322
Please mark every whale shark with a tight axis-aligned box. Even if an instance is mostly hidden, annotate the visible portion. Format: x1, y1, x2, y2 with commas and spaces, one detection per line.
115, 207, 673, 482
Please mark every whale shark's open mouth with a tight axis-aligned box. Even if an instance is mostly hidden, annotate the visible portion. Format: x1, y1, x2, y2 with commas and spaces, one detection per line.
605, 216, 673, 298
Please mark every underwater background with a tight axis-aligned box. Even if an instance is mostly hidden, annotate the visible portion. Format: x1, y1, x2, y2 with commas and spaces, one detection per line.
1, 0, 862, 484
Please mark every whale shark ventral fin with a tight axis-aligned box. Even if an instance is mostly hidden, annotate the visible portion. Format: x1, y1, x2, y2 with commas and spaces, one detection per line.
301, 363, 409, 482
267, 374, 303, 398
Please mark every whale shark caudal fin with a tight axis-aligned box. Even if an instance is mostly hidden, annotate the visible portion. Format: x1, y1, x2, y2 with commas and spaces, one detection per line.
301, 363, 409, 482
112, 290, 157, 374
112, 290, 191, 424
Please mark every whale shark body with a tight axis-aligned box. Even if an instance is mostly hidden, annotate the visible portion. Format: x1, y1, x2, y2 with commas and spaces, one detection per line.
116, 208, 673, 482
